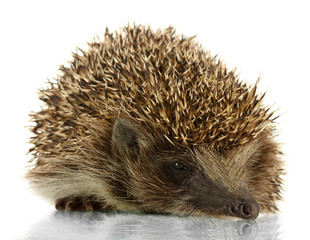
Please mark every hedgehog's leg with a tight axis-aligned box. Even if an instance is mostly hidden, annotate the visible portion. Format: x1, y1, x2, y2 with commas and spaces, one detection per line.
55, 196, 113, 212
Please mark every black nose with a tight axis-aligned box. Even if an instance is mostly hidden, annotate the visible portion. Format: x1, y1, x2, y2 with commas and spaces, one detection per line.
227, 200, 260, 219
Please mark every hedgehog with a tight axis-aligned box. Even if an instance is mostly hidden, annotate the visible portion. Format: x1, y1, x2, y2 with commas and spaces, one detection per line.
26, 25, 284, 220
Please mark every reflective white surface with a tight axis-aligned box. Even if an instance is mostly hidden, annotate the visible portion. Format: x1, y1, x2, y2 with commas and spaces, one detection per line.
21, 211, 281, 240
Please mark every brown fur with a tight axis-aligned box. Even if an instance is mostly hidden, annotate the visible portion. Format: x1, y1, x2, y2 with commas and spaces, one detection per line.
26, 25, 284, 219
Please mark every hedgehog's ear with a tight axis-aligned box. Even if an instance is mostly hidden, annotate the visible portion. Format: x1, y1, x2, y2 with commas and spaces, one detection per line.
112, 118, 148, 160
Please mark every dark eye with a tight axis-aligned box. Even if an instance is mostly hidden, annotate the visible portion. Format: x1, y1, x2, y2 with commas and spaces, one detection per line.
173, 162, 186, 170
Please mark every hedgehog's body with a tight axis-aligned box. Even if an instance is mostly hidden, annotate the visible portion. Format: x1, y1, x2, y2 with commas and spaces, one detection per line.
27, 25, 284, 219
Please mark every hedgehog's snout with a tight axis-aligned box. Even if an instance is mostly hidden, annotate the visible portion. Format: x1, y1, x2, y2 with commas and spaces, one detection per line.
226, 199, 260, 219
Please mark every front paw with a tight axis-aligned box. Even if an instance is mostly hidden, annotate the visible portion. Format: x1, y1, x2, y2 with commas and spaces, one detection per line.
55, 197, 95, 211
55, 196, 113, 212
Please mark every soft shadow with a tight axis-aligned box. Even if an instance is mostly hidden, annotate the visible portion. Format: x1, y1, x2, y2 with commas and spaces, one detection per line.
21, 212, 281, 240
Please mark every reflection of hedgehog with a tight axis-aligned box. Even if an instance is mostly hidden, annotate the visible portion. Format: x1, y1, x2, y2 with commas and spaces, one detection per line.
27, 25, 284, 219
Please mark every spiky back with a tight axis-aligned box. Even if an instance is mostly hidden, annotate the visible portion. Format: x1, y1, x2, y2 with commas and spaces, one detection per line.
33, 25, 275, 152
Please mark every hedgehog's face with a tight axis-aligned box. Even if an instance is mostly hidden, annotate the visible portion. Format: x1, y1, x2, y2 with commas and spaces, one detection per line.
112, 118, 260, 219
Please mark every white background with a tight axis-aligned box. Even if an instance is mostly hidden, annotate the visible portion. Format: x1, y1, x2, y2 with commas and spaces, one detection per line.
1, 0, 309, 239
